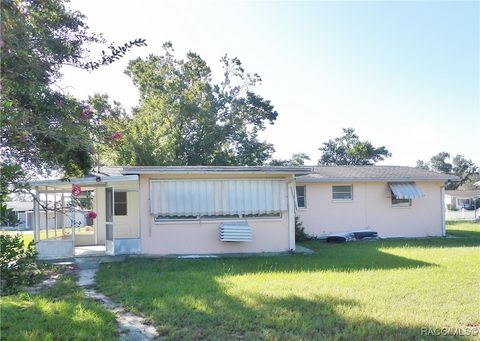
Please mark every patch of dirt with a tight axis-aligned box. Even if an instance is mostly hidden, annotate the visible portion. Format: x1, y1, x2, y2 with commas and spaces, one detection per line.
26, 264, 76, 294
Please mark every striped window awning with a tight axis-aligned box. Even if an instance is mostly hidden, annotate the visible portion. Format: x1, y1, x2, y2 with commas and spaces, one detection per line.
389, 182, 423, 199
150, 179, 287, 216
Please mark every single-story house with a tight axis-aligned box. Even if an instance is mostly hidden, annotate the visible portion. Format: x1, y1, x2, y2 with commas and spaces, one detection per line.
296, 166, 456, 238
28, 165, 456, 259
444, 190, 480, 210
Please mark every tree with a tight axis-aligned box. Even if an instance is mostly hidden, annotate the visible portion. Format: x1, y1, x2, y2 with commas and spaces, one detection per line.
415, 160, 430, 170
416, 153, 479, 190
429, 152, 453, 174
1, 0, 145, 178
269, 153, 311, 166
459, 173, 480, 190
0, 164, 27, 227
452, 155, 478, 187
318, 128, 391, 166
104, 43, 277, 166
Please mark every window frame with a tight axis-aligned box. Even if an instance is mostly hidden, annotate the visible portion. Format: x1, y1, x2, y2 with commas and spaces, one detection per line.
296, 185, 306, 209
114, 191, 128, 216
391, 197, 412, 208
153, 212, 282, 223
332, 185, 353, 201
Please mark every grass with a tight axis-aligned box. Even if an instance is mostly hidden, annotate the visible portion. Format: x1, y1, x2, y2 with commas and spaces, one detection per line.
0, 227, 93, 247
95, 221, 480, 340
0, 274, 117, 341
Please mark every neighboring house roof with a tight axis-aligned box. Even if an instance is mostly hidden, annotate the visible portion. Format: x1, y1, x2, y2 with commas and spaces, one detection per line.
445, 190, 480, 199
296, 166, 458, 183
6, 201, 34, 212
121, 166, 312, 175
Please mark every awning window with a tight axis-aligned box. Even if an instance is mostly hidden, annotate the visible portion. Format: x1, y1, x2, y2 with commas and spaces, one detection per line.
150, 179, 287, 216
389, 182, 423, 200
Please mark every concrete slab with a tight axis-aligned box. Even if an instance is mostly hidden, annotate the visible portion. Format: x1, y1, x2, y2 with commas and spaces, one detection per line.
294, 244, 315, 255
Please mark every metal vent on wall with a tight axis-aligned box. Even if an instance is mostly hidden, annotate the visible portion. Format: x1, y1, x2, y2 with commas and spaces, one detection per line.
219, 222, 252, 242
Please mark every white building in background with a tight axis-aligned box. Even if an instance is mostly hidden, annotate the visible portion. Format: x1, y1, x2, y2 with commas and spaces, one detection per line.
5, 201, 87, 230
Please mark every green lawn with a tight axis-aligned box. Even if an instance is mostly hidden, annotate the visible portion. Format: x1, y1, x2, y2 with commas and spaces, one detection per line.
0, 275, 117, 341
0, 227, 93, 247
96, 221, 480, 340
1, 222, 478, 340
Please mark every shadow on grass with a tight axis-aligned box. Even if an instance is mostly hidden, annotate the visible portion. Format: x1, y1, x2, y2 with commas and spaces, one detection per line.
0, 276, 117, 341
97, 259, 469, 341
94, 226, 480, 340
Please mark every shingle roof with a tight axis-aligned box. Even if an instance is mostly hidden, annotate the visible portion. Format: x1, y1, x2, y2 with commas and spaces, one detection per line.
445, 190, 480, 198
296, 166, 458, 183
121, 166, 312, 175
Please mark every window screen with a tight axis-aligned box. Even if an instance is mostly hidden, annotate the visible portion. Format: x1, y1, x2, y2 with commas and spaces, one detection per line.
149, 179, 288, 217
296, 185, 306, 208
392, 197, 411, 207
332, 185, 353, 200
114, 192, 127, 216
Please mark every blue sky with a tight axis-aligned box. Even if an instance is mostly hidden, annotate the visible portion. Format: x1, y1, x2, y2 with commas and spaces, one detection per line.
59, 0, 480, 166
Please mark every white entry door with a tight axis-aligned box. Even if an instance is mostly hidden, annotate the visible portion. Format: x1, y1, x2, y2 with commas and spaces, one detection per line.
105, 187, 114, 255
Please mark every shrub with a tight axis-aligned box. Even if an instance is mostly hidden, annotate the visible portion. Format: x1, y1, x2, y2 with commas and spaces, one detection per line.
0, 234, 40, 295
447, 204, 458, 211
295, 216, 311, 242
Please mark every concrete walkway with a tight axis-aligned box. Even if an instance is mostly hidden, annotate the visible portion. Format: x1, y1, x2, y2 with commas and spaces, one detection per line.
75, 257, 159, 341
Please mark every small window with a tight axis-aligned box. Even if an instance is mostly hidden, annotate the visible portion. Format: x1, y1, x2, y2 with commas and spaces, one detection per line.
392, 197, 412, 207
332, 185, 353, 201
296, 185, 306, 208
114, 192, 127, 216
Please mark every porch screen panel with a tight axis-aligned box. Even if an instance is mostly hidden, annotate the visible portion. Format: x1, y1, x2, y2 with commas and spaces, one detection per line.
150, 179, 287, 216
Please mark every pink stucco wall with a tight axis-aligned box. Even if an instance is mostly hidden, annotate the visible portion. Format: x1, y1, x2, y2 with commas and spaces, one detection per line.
297, 181, 444, 238
139, 174, 292, 255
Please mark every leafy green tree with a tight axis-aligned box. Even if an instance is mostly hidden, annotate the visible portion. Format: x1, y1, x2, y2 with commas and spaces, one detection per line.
1, 0, 145, 178
269, 153, 311, 166
85, 94, 128, 170
459, 173, 480, 190
429, 152, 453, 174
452, 155, 478, 187
416, 153, 479, 190
0, 164, 27, 227
318, 128, 391, 165
415, 160, 430, 170
104, 43, 277, 166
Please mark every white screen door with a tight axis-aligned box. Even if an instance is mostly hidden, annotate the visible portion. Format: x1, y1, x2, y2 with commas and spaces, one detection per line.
105, 187, 114, 255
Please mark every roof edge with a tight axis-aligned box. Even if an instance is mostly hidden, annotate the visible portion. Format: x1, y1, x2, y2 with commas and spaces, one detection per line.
121, 166, 313, 175
296, 176, 459, 183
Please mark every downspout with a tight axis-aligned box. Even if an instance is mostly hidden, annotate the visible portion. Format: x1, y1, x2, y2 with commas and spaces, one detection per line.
440, 184, 446, 237
287, 175, 296, 251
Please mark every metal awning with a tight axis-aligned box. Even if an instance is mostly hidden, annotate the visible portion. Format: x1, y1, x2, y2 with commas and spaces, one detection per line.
389, 182, 423, 199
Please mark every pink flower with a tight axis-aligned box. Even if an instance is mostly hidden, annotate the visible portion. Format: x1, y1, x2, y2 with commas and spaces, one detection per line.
111, 132, 122, 141
55, 99, 64, 108
72, 184, 82, 196
87, 211, 97, 219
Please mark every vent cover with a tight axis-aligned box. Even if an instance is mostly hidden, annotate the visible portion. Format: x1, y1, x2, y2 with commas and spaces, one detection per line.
219, 222, 252, 242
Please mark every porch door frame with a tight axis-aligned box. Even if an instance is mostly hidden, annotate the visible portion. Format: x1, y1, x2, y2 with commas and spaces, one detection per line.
105, 186, 115, 255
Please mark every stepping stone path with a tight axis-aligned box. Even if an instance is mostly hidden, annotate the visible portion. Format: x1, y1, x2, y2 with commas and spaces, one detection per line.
76, 257, 159, 341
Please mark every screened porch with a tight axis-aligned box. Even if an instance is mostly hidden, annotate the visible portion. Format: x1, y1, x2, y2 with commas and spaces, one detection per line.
30, 175, 140, 259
